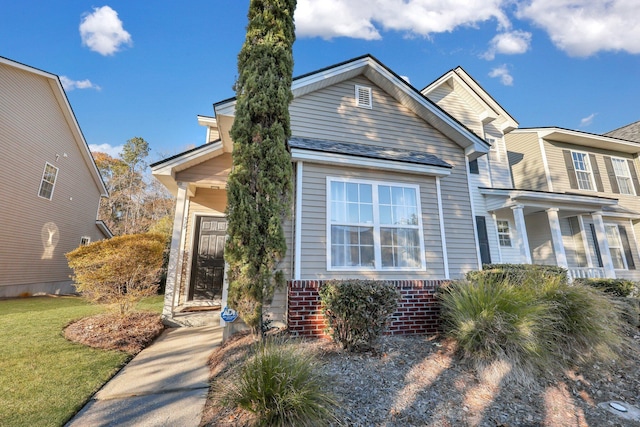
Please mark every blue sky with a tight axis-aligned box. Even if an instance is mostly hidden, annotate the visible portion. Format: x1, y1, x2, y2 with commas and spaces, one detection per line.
2, 1, 639, 161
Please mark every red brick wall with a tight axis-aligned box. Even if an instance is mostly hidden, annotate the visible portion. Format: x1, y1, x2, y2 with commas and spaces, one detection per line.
287, 279, 447, 338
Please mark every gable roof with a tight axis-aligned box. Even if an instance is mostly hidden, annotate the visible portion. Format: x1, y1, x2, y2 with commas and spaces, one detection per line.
0, 56, 108, 196
421, 66, 518, 134
604, 120, 640, 143
512, 127, 640, 154
214, 54, 490, 159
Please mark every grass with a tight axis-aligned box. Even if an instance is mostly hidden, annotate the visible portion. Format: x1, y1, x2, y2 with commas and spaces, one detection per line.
0, 295, 163, 427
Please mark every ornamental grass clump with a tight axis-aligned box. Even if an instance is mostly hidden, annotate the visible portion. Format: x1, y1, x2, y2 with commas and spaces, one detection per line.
224, 338, 337, 427
439, 277, 553, 373
320, 279, 400, 352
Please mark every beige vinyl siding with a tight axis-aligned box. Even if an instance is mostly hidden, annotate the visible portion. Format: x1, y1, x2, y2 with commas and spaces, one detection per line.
423, 84, 483, 136
0, 62, 104, 294
291, 76, 477, 279
175, 153, 232, 186
506, 132, 549, 191
298, 163, 446, 279
525, 212, 555, 265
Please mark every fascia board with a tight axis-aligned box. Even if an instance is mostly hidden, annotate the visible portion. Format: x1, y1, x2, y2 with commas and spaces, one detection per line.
291, 148, 451, 177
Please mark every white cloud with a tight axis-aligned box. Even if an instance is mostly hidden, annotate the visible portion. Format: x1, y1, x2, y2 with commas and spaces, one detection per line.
482, 30, 532, 60
80, 6, 132, 56
489, 65, 514, 85
580, 113, 597, 127
517, 0, 640, 57
295, 0, 510, 40
60, 76, 101, 91
89, 143, 123, 158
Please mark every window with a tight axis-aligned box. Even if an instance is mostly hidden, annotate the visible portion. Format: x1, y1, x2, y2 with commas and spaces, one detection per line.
496, 220, 512, 247
611, 157, 634, 195
328, 178, 424, 270
571, 151, 594, 190
469, 159, 479, 174
38, 162, 58, 200
355, 85, 372, 109
605, 224, 626, 269
80, 236, 91, 246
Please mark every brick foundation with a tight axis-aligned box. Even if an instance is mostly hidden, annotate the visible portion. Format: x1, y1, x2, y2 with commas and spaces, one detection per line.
287, 279, 447, 338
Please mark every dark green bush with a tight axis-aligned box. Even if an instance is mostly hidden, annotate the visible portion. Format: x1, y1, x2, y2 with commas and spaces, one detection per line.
319, 280, 399, 352
467, 263, 568, 285
573, 278, 639, 297
225, 338, 337, 426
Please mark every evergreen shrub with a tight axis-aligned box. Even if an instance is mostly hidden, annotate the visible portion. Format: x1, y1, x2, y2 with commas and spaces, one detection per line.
66, 233, 165, 315
573, 277, 639, 297
319, 280, 399, 352
466, 263, 568, 286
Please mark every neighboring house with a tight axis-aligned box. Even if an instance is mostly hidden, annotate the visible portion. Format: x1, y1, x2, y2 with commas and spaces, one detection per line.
504, 128, 640, 281
422, 67, 640, 282
0, 57, 110, 297
152, 55, 490, 326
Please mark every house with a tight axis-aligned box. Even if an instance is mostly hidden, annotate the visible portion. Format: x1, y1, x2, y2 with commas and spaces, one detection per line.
0, 56, 110, 297
422, 66, 640, 281
504, 128, 640, 281
152, 55, 491, 327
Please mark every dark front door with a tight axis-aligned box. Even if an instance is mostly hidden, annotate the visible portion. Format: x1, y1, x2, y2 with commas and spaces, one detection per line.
189, 216, 226, 301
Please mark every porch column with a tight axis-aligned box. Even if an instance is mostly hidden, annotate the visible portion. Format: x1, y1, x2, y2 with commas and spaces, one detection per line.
577, 215, 594, 268
162, 182, 189, 319
546, 208, 568, 269
511, 204, 532, 264
591, 212, 616, 278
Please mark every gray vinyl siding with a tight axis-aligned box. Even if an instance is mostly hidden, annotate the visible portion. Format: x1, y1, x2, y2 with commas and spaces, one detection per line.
505, 132, 549, 191
0, 62, 104, 294
290, 76, 478, 279
298, 163, 447, 279
525, 212, 555, 265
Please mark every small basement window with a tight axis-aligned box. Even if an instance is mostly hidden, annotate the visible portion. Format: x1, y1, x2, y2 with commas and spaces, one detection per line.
355, 85, 372, 109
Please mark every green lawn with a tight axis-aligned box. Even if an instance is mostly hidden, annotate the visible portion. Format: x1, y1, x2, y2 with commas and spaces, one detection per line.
0, 295, 163, 427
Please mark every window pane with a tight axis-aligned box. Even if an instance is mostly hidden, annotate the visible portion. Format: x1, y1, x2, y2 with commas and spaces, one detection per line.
360, 228, 374, 246
361, 246, 374, 267
360, 204, 373, 223
379, 185, 391, 204
347, 202, 359, 223
346, 183, 359, 202
379, 205, 392, 224
331, 181, 344, 202
360, 184, 372, 203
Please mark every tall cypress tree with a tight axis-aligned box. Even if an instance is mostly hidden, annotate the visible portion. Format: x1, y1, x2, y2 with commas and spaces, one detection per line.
225, 0, 296, 334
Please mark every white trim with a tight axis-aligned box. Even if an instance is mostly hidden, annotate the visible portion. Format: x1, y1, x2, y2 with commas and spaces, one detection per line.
163, 183, 189, 318
547, 208, 568, 268
629, 218, 640, 265
577, 215, 594, 268
610, 156, 636, 195
38, 162, 58, 200
537, 136, 554, 192
604, 223, 628, 270
435, 177, 449, 279
325, 176, 426, 272
294, 162, 303, 280
491, 213, 504, 263
291, 148, 451, 177
496, 219, 513, 248
511, 205, 532, 264
570, 150, 597, 192
591, 212, 616, 278
465, 156, 483, 269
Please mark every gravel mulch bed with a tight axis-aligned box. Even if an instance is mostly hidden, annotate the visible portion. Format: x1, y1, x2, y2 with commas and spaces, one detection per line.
201, 330, 640, 427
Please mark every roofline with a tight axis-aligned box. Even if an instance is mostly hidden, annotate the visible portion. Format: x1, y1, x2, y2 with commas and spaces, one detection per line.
0, 56, 108, 197
513, 126, 640, 144
478, 186, 619, 202
149, 140, 220, 168
605, 120, 640, 136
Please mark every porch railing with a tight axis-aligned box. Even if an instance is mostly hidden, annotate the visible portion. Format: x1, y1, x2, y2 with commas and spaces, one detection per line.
567, 267, 606, 280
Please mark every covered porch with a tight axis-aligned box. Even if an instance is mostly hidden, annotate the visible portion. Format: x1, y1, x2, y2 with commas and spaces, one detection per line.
480, 188, 640, 280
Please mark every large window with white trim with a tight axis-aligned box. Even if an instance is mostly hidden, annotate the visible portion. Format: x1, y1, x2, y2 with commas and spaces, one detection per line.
571, 151, 595, 190
605, 224, 626, 269
611, 157, 635, 195
327, 177, 425, 270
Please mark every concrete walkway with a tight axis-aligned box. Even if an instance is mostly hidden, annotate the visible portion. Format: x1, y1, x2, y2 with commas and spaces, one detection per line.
66, 325, 223, 427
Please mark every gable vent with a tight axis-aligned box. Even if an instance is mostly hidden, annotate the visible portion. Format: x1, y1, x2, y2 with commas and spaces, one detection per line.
355, 85, 372, 109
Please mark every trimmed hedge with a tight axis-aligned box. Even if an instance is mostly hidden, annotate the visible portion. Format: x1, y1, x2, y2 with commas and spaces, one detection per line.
573, 278, 639, 298
467, 263, 568, 285
319, 280, 399, 352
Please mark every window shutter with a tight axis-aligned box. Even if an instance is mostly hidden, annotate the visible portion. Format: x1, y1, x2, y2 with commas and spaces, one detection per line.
589, 223, 603, 268
603, 156, 620, 193
589, 154, 604, 192
618, 225, 636, 270
628, 159, 640, 195
469, 159, 479, 174
563, 150, 578, 189
475, 216, 491, 265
